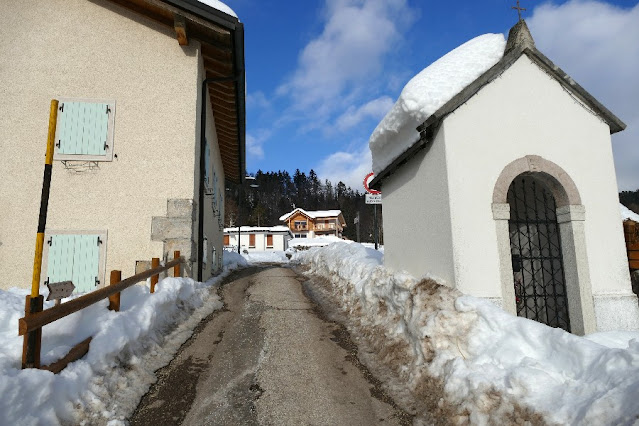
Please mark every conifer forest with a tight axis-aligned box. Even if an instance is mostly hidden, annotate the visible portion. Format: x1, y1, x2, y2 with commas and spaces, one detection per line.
224, 169, 384, 243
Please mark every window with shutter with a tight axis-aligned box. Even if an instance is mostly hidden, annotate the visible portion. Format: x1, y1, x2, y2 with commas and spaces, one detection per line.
224, 235, 229, 245
45, 233, 105, 293
266, 235, 273, 247
54, 99, 115, 161
249, 234, 255, 247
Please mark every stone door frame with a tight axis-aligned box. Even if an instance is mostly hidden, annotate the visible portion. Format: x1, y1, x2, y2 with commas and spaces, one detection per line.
492, 155, 596, 334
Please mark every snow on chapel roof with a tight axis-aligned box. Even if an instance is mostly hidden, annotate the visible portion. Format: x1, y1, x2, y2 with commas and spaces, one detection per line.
196, 0, 237, 17
369, 33, 506, 174
368, 20, 626, 186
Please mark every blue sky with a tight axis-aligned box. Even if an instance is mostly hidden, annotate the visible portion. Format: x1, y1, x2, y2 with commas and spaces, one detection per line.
226, 0, 638, 191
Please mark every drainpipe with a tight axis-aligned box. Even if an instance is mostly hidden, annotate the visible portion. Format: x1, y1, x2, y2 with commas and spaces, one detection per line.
198, 74, 240, 281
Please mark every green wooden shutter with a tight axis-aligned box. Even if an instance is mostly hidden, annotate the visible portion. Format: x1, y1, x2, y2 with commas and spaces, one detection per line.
72, 235, 101, 292
57, 101, 109, 155
46, 234, 101, 294
47, 235, 76, 284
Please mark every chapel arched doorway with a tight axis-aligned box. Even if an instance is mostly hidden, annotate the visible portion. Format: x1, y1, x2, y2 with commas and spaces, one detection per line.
508, 174, 571, 331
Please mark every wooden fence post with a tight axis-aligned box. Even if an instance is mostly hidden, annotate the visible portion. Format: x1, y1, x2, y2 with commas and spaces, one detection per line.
22, 295, 44, 369
108, 270, 121, 311
150, 257, 160, 293
174, 251, 181, 277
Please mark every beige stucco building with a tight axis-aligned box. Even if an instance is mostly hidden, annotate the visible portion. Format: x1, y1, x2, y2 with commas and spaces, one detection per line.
0, 0, 245, 292
370, 21, 639, 334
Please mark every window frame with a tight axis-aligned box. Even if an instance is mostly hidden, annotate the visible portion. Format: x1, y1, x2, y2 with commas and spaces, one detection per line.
53, 98, 116, 162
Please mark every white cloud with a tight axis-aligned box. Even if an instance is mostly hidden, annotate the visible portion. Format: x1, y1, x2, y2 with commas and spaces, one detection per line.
335, 96, 394, 131
277, 0, 416, 115
315, 142, 373, 191
246, 91, 270, 110
528, 0, 639, 190
246, 129, 271, 160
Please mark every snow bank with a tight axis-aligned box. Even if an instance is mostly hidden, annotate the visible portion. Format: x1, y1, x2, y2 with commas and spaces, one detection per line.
369, 34, 506, 174
242, 250, 289, 264
0, 252, 247, 425
293, 242, 639, 424
289, 235, 346, 248
621, 203, 639, 222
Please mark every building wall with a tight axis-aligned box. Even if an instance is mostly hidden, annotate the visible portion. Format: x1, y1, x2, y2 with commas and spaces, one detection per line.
381, 127, 456, 284
226, 232, 290, 251
442, 55, 636, 327
0, 0, 202, 290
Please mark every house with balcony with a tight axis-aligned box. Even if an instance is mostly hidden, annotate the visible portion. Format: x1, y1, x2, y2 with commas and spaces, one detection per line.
279, 209, 346, 239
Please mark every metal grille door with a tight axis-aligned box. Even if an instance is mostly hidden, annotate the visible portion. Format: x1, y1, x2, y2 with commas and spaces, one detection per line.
508, 176, 570, 331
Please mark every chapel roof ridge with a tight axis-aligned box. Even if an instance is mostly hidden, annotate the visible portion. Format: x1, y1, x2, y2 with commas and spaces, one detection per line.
505, 19, 535, 55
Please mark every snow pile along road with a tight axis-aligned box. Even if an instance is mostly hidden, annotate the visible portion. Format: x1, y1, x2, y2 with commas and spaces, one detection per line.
293, 242, 639, 425
0, 251, 248, 425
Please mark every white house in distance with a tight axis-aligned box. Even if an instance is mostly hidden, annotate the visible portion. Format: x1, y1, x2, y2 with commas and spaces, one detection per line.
279, 208, 346, 239
369, 20, 639, 334
0, 0, 245, 292
224, 226, 293, 252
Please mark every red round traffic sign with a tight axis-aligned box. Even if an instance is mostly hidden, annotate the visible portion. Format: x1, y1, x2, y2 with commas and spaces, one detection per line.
363, 172, 381, 195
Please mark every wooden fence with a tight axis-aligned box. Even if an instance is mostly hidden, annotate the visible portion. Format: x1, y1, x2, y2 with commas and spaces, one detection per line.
624, 220, 639, 271
19, 251, 183, 372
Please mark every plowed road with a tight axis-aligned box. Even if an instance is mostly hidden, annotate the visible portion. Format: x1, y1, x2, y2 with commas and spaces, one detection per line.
129, 266, 411, 425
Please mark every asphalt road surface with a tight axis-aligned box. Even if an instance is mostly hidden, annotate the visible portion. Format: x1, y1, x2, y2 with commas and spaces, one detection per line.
129, 266, 411, 425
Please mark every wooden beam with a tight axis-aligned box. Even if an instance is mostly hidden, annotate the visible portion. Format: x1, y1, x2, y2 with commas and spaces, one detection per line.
203, 56, 233, 74
208, 88, 237, 104
201, 41, 233, 60
211, 110, 237, 124
41, 337, 92, 374
174, 14, 188, 46
216, 127, 238, 139
211, 111, 238, 124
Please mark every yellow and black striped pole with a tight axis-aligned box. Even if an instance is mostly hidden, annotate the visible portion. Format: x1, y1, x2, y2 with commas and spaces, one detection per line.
22, 99, 58, 369
31, 100, 58, 297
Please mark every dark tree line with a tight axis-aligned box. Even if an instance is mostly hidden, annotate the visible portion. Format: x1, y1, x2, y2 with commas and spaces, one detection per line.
225, 169, 383, 243
620, 190, 639, 215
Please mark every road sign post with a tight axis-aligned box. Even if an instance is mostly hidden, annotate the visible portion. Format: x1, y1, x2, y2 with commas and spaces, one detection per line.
363, 173, 382, 250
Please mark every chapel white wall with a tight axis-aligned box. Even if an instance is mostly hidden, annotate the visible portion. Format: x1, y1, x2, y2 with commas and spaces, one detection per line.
0, 0, 201, 289
441, 56, 634, 319
381, 128, 456, 284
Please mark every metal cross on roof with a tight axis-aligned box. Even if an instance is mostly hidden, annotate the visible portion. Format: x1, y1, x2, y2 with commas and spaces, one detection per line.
512, 0, 527, 21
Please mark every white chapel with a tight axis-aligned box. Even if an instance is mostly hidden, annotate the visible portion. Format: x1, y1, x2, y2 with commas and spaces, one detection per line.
369, 20, 639, 334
